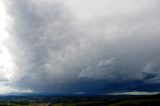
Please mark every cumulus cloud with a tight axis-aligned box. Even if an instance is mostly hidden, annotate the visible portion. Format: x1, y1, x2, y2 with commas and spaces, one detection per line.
142, 63, 160, 83
79, 59, 114, 80
1, 0, 160, 93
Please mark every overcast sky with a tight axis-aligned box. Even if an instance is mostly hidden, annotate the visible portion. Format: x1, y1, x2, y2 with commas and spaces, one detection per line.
0, 0, 160, 94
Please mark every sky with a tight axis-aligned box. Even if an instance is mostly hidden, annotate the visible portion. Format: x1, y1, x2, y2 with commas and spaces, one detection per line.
0, 0, 160, 95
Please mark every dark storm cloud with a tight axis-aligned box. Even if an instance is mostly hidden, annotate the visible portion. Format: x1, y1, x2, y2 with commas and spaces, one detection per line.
4, 0, 160, 93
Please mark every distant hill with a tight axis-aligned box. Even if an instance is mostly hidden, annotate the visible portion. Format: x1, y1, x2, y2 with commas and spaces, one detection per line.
0, 93, 160, 106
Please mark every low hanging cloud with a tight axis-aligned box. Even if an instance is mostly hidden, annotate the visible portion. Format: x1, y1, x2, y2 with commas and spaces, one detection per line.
2, 0, 160, 93
142, 63, 160, 83
79, 59, 114, 80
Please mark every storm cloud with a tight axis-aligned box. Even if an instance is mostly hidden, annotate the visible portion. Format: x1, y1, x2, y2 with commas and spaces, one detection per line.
1, 0, 160, 94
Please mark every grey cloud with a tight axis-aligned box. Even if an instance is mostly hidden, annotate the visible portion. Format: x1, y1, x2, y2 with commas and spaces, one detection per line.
79, 59, 114, 80
143, 63, 158, 75
3, 0, 160, 93
142, 63, 160, 83
0, 68, 9, 82
5, 0, 82, 91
